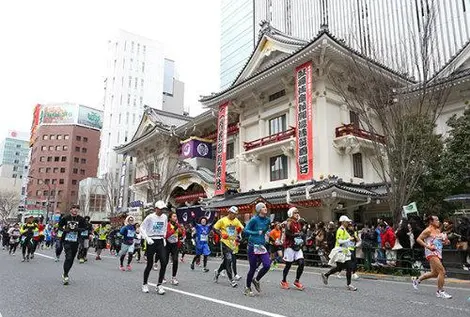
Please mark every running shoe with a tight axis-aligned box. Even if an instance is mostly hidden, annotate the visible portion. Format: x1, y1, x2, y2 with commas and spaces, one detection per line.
230, 280, 238, 288
95, 255, 101, 260
153, 264, 159, 271
62, 275, 69, 285
170, 277, 179, 285
214, 269, 219, 283
126, 265, 132, 271
346, 284, 358, 291
321, 273, 329, 285
79, 258, 85, 264
12, 252, 15, 256
220, 270, 226, 277
252, 279, 261, 293
156, 285, 166, 295
190, 263, 195, 270
21, 257, 26, 262
244, 287, 254, 297
180, 258, 185, 263
352, 273, 359, 280
119, 265, 125, 271
26, 255, 29, 262
30, 254, 34, 259
234, 274, 242, 281
162, 279, 167, 284
280, 281, 289, 289
436, 290, 452, 299
203, 267, 209, 273
412, 277, 419, 290
293, 281, 304, 291
142, 284, 149, 293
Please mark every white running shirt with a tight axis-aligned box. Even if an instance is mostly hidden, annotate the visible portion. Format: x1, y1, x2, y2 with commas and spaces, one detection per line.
141, 213, 168, 240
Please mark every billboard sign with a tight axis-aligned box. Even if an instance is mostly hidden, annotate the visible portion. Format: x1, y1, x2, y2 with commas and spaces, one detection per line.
78, 105, 103, 130
40, 104, 78, 125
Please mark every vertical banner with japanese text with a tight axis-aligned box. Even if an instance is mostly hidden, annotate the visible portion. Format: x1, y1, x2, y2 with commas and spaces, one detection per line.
214, 102, 229, 195
295, 62, 314, 181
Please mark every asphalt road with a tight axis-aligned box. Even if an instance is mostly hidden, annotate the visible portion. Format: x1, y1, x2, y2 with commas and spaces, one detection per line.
1, 248, 469, 317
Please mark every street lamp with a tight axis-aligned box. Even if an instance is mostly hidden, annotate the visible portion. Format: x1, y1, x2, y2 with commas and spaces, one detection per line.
28, 176, 55, 223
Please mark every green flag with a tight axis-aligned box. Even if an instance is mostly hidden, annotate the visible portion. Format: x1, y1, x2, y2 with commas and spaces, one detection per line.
403, 202, 418, 215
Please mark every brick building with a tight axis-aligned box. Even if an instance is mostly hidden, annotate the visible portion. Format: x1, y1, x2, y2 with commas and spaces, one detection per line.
26, 103, 103, 217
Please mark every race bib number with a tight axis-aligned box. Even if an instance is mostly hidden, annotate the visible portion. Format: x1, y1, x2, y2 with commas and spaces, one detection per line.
167, 234, 178, 244
200, 234, 208, 242
253, 244, 268, 255
33, 231, 39, 237
152, 222, 165, 236
127, 230, 135, 238
226, 226, 235, 237
81, 230, 88, 237
21, 236, 26, 242
128, 244, 135, 253
294, 237, 304, 246
57, 230, 63, 238
65, 232, 78, 242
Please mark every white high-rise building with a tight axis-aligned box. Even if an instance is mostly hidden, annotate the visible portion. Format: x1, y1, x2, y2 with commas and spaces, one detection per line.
99, 30, 184, 212
220, 0, 470, 88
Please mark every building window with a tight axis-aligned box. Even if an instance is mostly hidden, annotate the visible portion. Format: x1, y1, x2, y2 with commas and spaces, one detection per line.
39, 167, 44, 173
142, 62, 145, 72
81, 158, 86, 164
353, 153, 364, 178
36, 190, 41, 196
64, 135, 69, 140
15, 152, 20, 156
44, 179, 50, 184
80, 169, 85, 175
128, 76, 132, 88
132, 113, 136, 124
52, 179, 57, 185
134, 78, 138, 89
54, 156, 60, 162
72, 180, 77, 185
71, 191, 76, 196
350, 111, 360, 128
59, 179, 64, 184
60, 168, 65, 173
270, 155, 288, 181
75, 146, 80, 152
63, 145, 68, 151
139, 97, 143, 107
47, 157, 52, 162
119, 113, 121, 124
73, 168, 78, 174
126, 112, 129, 124
49, 146, 54, 151
269, 114, 287, 135
43, 135, 49, 140
61, 156, 66, 162
12, 174, 17, 178
13, 166, 18, 171
268, 89, 286, 102
83, 137, 88, 142
82, 148, 87, 154
56, 146, 61, 151
40, 156, 45, 162
76, 136, 81, 141
53, 167, 59, 173
127, 94, 130, 105
45, 167, 51, 173
43, 190, 48, 196
140, 79, 144, 89
74, 157, 79, 163
16, 144, 21, 148
227, 143, 235, 160
50, 135, 56, 140
57, 135, 62, 140
133, 98, 136, 107
41, 146, 46, 151
14, 159, 19, 164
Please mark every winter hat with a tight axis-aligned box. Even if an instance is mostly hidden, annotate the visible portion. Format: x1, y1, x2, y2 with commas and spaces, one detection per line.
255, 202, 266, 213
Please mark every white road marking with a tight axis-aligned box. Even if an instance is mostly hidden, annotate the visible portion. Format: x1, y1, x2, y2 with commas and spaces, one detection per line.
147, 283, 288, 317
35, 253, 55, 260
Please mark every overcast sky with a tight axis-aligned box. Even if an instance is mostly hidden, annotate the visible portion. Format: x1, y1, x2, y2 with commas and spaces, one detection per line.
0, 0, 220, 139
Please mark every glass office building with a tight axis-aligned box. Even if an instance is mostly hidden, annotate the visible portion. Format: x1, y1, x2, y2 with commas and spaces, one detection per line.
0, 131, 29, 179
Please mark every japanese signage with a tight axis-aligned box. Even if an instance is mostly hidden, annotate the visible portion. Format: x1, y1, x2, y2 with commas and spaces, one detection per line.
180, 137, 212, 159
295, 62, 314, 181
40, 104, 78, 125
30, 104, 42, 146
78, 105, 103, 130
214, 102, 229, 196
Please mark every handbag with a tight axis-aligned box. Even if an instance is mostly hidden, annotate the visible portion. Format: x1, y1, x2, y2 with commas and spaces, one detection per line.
456, 241, 468, 251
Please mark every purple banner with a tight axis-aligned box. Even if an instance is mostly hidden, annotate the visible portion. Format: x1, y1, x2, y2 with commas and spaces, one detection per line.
181, 138, 212, 159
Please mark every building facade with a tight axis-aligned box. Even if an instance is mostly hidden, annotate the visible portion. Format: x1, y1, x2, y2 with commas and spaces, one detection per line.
99, 30, 185, 213
0, 130, 30, 179
78, 177, 108, 222
220, 0, 470, 88
27, 104, 103, 218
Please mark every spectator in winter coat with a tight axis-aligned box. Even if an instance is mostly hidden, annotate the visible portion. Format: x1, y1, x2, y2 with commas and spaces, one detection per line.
380, 223, 396, 249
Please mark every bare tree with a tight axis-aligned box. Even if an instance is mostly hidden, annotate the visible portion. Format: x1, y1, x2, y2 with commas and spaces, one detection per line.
97, 173, 119, 216
0, 190, 21, 222
328, 3, 451, 224
78, 182, 101, 218
138, 135, 183, 205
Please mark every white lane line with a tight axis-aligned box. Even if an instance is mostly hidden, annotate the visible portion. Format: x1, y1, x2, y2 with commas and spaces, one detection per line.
35, 253, 55, 260
147, 283, 287, 317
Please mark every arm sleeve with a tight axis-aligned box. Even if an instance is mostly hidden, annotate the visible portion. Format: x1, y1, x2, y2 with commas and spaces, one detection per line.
336, 228, 350, 246
140, 216, 149, 240
243, 219, 257, 236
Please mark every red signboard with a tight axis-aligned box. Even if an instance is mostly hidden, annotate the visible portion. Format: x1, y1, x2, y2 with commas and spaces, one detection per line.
214, 102, 229, 196
295, 62, 314, 181
30, 104, 42, 146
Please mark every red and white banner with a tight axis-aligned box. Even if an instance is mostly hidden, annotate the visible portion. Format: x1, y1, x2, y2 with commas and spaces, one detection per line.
295, 62, 314, 181
214, 102, 229, 196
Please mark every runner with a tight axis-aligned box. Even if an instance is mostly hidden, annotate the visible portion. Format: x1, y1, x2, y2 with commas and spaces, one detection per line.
213, 206, 244, 288
141, 200, 169, 295
118, 215, 136, 271
133, 223, 142, 263
58, 204, 86, 285
95, 222, 109, 260
321, 215, 358, 291
243, 202, 271, 296
165, 211, 185, 284
268, 222, 283, 269
8, 223, 21, 255
280, 207, 305, 290
78, 216, 93, 263
412, 215, 452, 299
20, 216, 38, 262
191, 216, 212, 272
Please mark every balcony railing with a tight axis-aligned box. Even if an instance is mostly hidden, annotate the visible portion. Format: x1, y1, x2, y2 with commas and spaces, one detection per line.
243, 127, 296, 151
335, 124, 386, 144
134, 173, 160, 185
